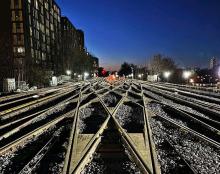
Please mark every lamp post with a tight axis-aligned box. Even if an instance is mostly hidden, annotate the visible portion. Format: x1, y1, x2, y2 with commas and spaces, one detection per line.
138, 74, 142, 79
218, 67, 220, 79
183, 70, 192, 84
84, 72, 89, 80
131, 67, 134, 80
163, 71, 171, 82
138, 74, 144, 80
66, 70, 71, 76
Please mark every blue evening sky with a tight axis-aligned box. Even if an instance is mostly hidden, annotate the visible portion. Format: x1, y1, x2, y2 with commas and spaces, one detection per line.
56, 0, 220, 70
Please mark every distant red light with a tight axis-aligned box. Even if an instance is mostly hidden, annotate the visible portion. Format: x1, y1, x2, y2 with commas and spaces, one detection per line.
102, 69, 107, 75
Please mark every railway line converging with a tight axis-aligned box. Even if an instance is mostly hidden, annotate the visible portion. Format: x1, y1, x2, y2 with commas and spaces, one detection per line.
0, 79, 219, 174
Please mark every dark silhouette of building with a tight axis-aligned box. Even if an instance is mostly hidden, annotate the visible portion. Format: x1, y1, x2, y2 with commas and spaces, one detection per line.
209, 57, 217, 69
0, 1, 99, 90
0, 0, 61, 87
92, 56, 99, 72
61, 17, 86, 73
76, 29, 85, 51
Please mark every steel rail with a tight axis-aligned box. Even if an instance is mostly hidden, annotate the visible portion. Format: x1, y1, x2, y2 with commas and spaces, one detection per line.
62, 89, 83, 174
0, 87, 77, 117
158, 82, 220, 95
142, 88, 220, 132
156, 114, 220, 148
0, 97, 78, 143
163, 133, 198, 174
66, 86, 127, 174
0, 87, 80, 124
18, 131, 59, 174
145, 97, 220, 141
0, 90, 80, 134
97, 87, 155, 174
141, 85, 161, 174
0, 109, 74, 155
148, 83, 220, 109
66, 85, 128, 173
142, 85, 220, 121
0, 83, 77, 104
148, 109, 211, 174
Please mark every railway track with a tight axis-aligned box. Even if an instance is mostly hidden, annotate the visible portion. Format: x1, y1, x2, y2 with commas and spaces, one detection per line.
157, 82, 220, 95
0, 80, 219, 174
147, 82, 220, 106
149, 113, 220, 174
0, 83, 77, 104
142, 84, 220, 124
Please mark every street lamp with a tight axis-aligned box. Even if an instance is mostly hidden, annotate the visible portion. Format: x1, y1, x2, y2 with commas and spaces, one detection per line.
84, 72, 89, 80
183, 71, 192, 79
218, 67, 220, 78
131, 67, 134, 79
189, 78, 194, 83
163, 71, 171, 82
183, 70, 192, 84
138, 74, 144, 79
138, 74, 142, 78
66, 70, 71, 76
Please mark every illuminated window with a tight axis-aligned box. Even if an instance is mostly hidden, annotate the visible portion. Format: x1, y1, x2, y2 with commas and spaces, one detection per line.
42, 52, 46, 60
30, 27, 33, 36
12, 10, 23, 21
45, 2, 48, 10
17, 47, 25, 53
13, 46, 25, 56
35, 0, 39, 9
50, 24, 54, 31
42, 34, 46, 42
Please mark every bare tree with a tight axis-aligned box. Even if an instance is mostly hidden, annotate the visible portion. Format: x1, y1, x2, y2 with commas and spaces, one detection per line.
148, 54, 177, 75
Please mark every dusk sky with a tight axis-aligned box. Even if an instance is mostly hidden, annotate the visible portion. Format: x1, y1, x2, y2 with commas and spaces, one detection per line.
56, 0, 220, 70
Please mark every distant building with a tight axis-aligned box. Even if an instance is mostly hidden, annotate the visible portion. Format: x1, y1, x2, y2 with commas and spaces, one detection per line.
0, 0, 98, 90
61, 17, 77, 72
76, 29, 85, 51
61, 17, 86, 74
92, 56, 99, 71
209, 57, 217, 69
0, 0, 62, 87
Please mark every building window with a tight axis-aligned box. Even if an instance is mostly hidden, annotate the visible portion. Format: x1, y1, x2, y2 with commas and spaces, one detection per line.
31, 48, 34, 57
50, 24, 54, 31
11, 0, 22, 9
42, 52, 46, 60
12, 10, 23, 21
42, 34, 46, 42
28, 4, 31, 13
13, 35, 17, 45
46, 28, 50, 36
13, 46, 25, 56
13, 34, 24, 45
29, 16, 32, 25
30, 27, 33, 36
35, 30, 39, 39
45, 2, 48, 10
30, 38, 33, 47
12, 22, 24, 33
17, 47, 25, 53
